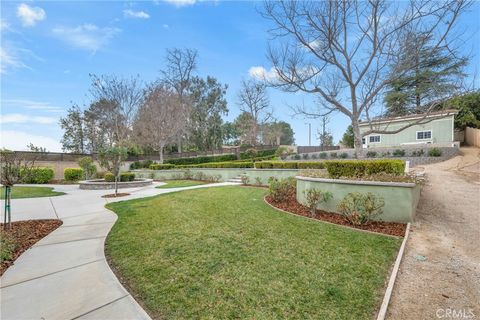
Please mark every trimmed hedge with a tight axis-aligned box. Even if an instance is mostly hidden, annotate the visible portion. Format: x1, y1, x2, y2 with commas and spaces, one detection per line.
22, 167, 54, 184
165, 154, 237, 166
239, 148, 277, 160
104, 173, 115, 182
325, 159, 405, 178
104, 172, 136, 182
120, 172, 135, 182
255, 161, 326, 169
130, 160, 154, 170
178, 161, 254, 169
150, 164, 175, 170
64, 168, 84, 181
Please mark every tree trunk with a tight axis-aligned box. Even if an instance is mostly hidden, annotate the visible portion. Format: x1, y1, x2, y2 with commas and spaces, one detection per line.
276, 136, 281, 146
114, 175, 119, 196
159, 143, 164, 164
177, 137, 182, 154
352, 120, 364, 159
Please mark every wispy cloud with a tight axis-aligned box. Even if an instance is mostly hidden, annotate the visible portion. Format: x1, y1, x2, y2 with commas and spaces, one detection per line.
1, 20, 13, 32
163, 0, 196, 7
123, 9, 150, 19
16, 3, 46, 27
2, 99, 64, 112
0, 46, 30, 74
0, 113, 58, 125
248, 66, 279, 81
52, 24, 121, 53
163, 24, 170, 29
0, 130, 62, 152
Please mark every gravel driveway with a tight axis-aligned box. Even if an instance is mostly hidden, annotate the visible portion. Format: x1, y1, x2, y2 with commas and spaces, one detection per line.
387, 147, 480, 320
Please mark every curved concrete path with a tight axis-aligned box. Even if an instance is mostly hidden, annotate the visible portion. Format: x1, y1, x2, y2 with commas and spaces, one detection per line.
0, 181, 238, 320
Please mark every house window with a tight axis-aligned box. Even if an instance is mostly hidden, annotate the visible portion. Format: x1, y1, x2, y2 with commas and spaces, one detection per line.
369, 135, 381, 143
417, 131, 432, 140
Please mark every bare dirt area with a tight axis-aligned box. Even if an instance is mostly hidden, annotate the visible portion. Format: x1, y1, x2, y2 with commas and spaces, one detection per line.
387, 147, 480, 320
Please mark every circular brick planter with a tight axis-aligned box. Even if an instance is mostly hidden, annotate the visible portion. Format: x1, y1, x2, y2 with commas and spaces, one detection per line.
79, 179, 153, 190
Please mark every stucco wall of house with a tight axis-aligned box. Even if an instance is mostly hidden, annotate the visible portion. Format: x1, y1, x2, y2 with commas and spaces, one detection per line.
359, 116, 454, 148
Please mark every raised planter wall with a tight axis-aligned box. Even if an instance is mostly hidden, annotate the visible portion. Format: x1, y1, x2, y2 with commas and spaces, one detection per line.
79, 179, 153, 190
296, 176, 421, 223
133, 168, 300, 185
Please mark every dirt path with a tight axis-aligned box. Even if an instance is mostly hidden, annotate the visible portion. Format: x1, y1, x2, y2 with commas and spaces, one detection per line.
387, 147, 480, 320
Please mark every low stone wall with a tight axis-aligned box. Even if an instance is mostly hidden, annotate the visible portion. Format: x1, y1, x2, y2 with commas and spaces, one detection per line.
289, 145, 459, 167
79, 179, 153, 190
296, 176, 421, 223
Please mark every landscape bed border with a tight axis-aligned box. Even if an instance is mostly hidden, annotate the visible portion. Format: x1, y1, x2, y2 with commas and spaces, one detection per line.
79, 178, 153, 190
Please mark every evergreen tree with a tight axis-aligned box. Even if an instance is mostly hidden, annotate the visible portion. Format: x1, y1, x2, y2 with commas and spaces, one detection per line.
186, 76, 228, 151
59, 105, 85, 153
384, 32, 467, 116
340, 125, 354, 148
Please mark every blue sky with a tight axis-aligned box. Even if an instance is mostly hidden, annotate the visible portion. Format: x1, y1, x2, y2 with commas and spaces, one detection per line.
1, 0, 479, 152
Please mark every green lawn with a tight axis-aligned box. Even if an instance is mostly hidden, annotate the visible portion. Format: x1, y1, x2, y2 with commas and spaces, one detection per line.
0, 186, 65, 199
106, 186, 400, 319
156, 180, 208, 189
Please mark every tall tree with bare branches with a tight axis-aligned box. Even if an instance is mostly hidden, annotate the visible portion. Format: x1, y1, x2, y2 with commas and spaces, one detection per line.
237, 79, 272, 145
133, 85, 190, 163
89, 74, 144, 146
161, 48, 198, 152
262, 0, 471, 156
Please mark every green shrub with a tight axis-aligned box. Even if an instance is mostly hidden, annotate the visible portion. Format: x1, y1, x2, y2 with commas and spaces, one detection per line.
303, 188, 333, 217
392, 149, 406, 157
22, 167, 54, 184
183, 169, 193, 180
366, 151, 377, 158
337, 192, 385, 225
130, 160, 154, 170
244, 148, 258, 159
95, 171, 106, 179
241, 175, 250, 185
64, 168, 84, 181
150, 163, 175, 170
268, 177, 296, 203
339, 152, 348, 159
166, 154, 237, 166
428, 147, 442, 157
330, 152, 338, 158
297, 162, 326, 169
325, 159, 405, 178
120, 172, 135, 182
293, 154, 301, 160
411, 149, 425, 157
77, 156, 97, 179
311, 154, 318, 159
255, 177, 262, 185
275, 147, 288, 158
319, 152, 327, 159
179, 161, 254, 168
255, 161, 325, 169
240, 148, 277, 160
104, 173, 115, 182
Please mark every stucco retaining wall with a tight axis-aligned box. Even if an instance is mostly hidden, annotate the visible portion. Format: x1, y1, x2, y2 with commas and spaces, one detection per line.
296, 176, 421, 223
79, 179, 153, 190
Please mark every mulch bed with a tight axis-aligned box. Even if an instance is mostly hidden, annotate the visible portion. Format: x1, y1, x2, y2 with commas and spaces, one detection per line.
0, 219, 63, 276
102, 193, 130, 198
265, 195, 407, 237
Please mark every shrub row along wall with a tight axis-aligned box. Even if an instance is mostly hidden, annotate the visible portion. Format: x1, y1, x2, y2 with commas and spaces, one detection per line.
134, 168, 300, 185
296, 176, 421, 223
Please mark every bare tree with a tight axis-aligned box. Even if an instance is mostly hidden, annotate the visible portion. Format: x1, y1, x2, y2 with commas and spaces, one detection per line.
89, 74, 144, 146
133, 85, 190, 163
0, 147, 43, 229
237, 79, 273, 145
161, 48, 198, 152
262, 0, 471, 156
317, 116, 333, 147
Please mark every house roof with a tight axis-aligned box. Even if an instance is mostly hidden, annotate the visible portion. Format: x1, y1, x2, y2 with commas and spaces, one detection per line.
358, 109, 458, 127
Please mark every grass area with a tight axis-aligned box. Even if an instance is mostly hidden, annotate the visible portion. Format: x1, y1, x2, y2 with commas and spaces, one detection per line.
156, 180, 208, 189
0, 186, 65, 199
106, 186, 401, 319
0, 233, 16, 263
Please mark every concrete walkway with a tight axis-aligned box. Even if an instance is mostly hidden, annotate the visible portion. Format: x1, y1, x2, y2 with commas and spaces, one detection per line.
0, 181, 237, 320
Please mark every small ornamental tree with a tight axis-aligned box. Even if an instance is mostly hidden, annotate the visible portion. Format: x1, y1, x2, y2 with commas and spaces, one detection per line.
77, 156, 97, 180
0, 149, 40, 229
98, 147, 128, 196
303, 188, 333, 218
